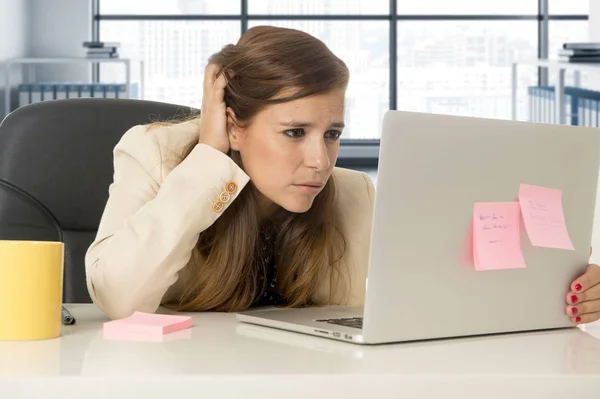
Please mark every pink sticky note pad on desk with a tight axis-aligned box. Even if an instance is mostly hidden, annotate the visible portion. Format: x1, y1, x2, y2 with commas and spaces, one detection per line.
518, 184, 574, 250
103, 312, 192, 340
472, 202, 527, 271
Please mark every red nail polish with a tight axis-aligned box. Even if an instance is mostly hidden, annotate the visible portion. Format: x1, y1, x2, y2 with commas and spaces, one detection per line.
575, 283, 583, 292
576, 316, 582, 323
571, 307, 578, 315
571, 295, 578, 303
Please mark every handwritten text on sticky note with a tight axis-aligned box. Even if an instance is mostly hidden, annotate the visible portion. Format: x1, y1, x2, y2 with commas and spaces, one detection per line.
473, 202, 527, 271
518, 184, 574, 250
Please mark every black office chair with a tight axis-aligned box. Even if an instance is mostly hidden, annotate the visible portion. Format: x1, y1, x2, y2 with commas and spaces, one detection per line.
0, 98, 197, 303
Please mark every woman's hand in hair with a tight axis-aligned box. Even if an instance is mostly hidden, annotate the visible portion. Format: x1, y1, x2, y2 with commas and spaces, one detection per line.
198, 63, 231, 153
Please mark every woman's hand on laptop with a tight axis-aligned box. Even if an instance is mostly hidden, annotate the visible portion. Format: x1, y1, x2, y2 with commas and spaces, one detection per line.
566, 263, 600, 325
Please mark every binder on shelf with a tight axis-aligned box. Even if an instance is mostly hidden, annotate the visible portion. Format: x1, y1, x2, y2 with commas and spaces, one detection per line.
536, 86, 540, 123
586, 99, 591, 126
528, 87, 534, 123
67, 84, 80, 99
546, 88, 552, 123
566, 95, 573, 125
106, 84, 118, 98
41, 84, 54, 101
55, 84, 67, 100
30, 84, 42, 104
18, 84, 28, 107
92, 84, 107, 98
542, 87, 548, 123
80, 85, 93, 98
544, 88, 548, 122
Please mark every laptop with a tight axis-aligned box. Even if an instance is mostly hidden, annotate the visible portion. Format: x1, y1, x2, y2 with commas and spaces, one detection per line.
236, 110, 600, 345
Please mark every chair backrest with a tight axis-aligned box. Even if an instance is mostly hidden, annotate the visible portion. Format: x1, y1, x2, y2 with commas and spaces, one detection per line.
0, 98, 197, 303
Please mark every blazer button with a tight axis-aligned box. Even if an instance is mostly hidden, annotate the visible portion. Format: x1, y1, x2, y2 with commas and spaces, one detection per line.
212, 200, 224, 212
219, 191, 231, 203
225, 181, 237, 193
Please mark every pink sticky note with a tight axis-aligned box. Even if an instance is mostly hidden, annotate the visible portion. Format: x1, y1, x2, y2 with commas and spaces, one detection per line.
472, 202, 527, 271
103, 311, 192, 340
518, 184, 574, 250
103, 327, 192, 343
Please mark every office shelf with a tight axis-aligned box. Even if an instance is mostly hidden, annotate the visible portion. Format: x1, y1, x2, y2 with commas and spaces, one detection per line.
511, 59, 600, 124
3, 57, 145, 115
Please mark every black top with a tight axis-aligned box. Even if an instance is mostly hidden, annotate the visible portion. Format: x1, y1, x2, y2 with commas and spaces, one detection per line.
253, 227, 283, 306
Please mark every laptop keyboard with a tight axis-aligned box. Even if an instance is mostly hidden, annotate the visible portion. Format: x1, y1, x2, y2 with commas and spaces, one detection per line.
316, 317, 363, 329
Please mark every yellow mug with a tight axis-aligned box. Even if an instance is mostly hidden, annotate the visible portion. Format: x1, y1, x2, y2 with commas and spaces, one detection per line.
0, 240, 64, 340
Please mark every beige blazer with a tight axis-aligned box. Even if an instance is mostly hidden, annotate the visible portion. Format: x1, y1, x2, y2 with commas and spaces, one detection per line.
85, 120, 375, 319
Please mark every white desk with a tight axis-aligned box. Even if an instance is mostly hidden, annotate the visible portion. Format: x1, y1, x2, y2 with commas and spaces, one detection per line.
1, 304, 600, 399
511, 59, 600, 124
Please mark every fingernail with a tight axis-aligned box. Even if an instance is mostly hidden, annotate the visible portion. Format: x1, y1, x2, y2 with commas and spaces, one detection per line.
575, 283, 583, 292
571, 295, 578, 303
571, 307, 578, 315
576, 316, 582, 323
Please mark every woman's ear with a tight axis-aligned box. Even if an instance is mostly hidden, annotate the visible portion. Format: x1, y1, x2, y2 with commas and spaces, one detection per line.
227, 107, 244, 151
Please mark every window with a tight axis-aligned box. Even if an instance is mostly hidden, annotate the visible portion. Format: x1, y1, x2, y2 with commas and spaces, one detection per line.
548, 0, 589, 15
249, 0, 389, 14
100, 0, 241, 15
248, 20, 389, 139
95, 0, 588, 162
99, 21, 240, 109
397, 0, 537, 15
397, 21, 538, 121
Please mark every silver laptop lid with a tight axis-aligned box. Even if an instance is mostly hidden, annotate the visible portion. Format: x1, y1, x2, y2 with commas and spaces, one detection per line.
363, 111, 600, 343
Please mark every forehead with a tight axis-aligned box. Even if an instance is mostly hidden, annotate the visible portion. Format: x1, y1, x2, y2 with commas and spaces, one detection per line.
260, 90, 345, 123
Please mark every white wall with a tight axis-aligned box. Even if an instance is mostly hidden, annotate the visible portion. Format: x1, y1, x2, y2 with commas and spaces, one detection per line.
27, 0, 92, 82
590, 0, 600, 263
590, 0, 600, 90
592, 0, 600, 41
0, 0, 92, 115
0, 0, 27, 115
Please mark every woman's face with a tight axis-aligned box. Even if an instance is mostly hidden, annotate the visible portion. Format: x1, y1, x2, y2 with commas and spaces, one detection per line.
228, 89, 345, 213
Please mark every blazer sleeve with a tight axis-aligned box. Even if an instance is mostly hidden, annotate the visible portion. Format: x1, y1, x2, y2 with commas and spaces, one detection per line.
362, 172, 375, 209
85, 125, 250, 319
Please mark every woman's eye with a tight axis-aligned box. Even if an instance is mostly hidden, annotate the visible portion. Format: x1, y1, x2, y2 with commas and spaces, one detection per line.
283, 129, 342, 140
325, 130, 342, 140
284, 129, 305, 138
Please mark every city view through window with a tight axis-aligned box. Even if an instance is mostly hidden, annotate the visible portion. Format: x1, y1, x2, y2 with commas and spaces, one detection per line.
98, 0, 589, 139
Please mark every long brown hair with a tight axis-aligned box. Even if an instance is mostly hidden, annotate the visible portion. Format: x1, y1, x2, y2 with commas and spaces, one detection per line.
166, 26, 350, 312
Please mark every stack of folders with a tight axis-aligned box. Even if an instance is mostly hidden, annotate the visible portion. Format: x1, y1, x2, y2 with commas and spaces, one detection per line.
17, 82, 139, 107
83, 41, 120, 58
558, 43, 600, 63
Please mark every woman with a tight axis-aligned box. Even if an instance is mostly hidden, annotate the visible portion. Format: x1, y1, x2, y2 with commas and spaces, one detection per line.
85, 26, 600, 325
86, 26, 371, 320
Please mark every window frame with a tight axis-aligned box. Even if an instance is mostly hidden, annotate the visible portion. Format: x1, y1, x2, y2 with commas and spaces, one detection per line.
92, 0, 588, 168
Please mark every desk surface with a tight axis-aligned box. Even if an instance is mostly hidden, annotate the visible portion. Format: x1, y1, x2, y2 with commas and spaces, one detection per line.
1, 304, 600, 399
